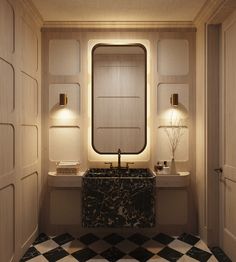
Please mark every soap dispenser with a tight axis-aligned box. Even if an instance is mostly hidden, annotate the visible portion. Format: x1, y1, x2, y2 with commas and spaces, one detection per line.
162, 161, 170, 174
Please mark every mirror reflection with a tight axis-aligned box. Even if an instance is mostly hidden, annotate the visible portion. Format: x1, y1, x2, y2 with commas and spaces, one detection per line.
92, 44, 147, 154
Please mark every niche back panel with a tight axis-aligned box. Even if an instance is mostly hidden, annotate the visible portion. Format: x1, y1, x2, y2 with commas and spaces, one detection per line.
49, 83, 80, 118
157, 39, 189, 75
49, 126, 80, 161
156, 34, 195, 169
49, 39, 80, 75
44, 38, 81, 173
157, 83, 189, 161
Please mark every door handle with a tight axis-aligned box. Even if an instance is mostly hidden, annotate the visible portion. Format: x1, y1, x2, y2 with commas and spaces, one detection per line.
214, 167, 223, 174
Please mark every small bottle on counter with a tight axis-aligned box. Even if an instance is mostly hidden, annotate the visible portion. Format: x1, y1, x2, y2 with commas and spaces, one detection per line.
162, 161, 170, 174
154, 161, 163, 173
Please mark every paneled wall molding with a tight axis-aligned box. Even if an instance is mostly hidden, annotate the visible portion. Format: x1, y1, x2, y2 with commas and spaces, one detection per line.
42, 21, 195, 29
209, 0, 236, 24
0, 0, 41, 261
193, 0, 234, 26
42, 28, 196, 234
20, 0, 43, 27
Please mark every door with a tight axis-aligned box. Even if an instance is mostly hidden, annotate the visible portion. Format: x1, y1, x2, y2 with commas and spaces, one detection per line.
220, 10, 236, 260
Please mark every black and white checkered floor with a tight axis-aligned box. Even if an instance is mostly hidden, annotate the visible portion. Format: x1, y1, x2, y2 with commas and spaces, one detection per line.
20, 232, 231, 262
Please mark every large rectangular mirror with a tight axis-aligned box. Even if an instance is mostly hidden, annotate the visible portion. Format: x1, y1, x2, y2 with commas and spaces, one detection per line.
92, 44, 147, 154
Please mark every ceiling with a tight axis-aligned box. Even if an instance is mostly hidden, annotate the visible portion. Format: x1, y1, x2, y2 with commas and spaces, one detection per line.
31, 0, 207, 22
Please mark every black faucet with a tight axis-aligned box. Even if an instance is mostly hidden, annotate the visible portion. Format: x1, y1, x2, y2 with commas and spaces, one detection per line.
117, 148, 121, 169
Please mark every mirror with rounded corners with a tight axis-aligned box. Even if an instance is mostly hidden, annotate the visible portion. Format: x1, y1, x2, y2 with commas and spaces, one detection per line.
92, 44, 147, 154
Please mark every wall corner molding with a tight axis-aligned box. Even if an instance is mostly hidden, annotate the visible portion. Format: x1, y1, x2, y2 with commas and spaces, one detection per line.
20, 0, 43, 27
193, 0, 225, 26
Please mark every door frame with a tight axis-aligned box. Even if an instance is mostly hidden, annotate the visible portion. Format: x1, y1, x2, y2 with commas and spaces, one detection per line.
205, 23, 221, 247
205, 4, 236, 251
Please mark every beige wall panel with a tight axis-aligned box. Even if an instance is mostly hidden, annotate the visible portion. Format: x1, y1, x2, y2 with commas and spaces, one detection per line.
21, 173, 38, 245
156, 83, 189, 161
157, 84, 189, 118
0, 1, 41, 260
22, 18, 38, 74
0, 124, 14, 176
0, 185, 14, 262
0, 0, 14, 55
49, 84, 80, 118
0, 58, 14, 117
158, 190, 188, 225
95, 128, 144, 153
49, 127, 80, 161
22, 125, 38, 167
157, 39, 189, 75
50, 190, 80, 225
21, 72, 38, 123
49, 39, 80, 75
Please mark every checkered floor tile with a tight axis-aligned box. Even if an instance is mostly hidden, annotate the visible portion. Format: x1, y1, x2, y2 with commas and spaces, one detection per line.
20, 232, 230, 261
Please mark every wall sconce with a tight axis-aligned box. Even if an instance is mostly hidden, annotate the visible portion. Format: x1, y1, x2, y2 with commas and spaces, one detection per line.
170, 93, 178, 107
59, 93, 68, 106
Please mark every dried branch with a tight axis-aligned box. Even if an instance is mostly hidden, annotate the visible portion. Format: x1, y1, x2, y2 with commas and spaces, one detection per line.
164, 110, 185, 159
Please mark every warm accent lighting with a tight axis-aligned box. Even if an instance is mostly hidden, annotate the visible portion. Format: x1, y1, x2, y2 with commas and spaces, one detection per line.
170, 93, 178, 107
59, 93, 68, 106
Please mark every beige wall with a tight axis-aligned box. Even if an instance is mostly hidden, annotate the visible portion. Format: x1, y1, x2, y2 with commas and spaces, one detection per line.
41, 28, 197, 234
0, 0, 42, 261
42, 29, 196, 172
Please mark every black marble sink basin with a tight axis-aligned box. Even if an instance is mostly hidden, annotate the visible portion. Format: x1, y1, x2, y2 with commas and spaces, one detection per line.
82, 168, 156, 228
84, 168, 154, 178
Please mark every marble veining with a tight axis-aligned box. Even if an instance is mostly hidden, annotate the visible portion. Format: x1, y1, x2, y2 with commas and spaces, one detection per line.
82, 168, 156, 227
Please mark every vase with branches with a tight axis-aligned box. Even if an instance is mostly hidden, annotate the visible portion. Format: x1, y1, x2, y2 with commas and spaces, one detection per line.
164, 109, 185, 175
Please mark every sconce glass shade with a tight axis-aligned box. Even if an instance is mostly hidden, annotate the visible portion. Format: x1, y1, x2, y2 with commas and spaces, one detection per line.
170, 93, 178, 107
59, 93, 68, 106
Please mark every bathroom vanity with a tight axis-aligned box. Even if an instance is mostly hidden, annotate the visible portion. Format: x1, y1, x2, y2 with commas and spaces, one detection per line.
47, 170, 190, 234
82, 168, 156, 227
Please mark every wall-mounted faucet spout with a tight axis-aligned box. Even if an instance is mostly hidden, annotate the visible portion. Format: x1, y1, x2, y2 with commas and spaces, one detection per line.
118, 148, 121, 169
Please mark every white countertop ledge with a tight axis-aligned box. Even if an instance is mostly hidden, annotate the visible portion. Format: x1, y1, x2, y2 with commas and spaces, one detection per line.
48, 171, 85, 188
48, 171, 190, 188
155, 171, 190, 188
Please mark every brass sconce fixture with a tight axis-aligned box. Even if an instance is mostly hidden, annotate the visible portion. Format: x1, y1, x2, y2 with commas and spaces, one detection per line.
170, 93, 178, 107
59, 93, 68, 106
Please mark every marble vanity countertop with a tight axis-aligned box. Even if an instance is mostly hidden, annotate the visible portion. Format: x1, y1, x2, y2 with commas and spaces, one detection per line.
48, 171, 190, 188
